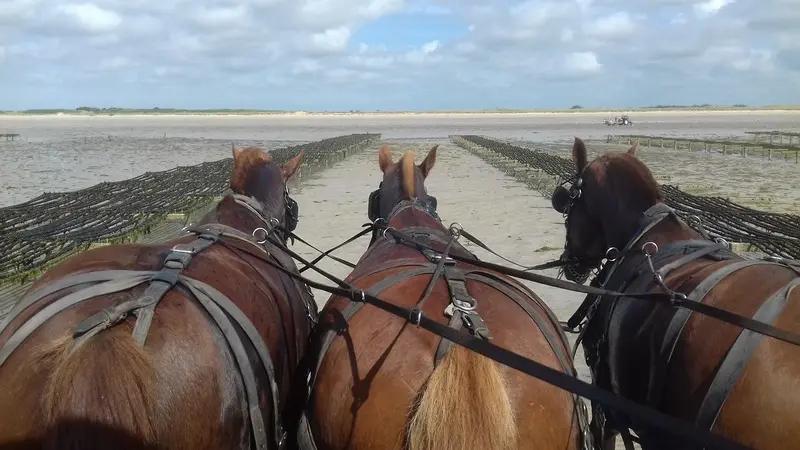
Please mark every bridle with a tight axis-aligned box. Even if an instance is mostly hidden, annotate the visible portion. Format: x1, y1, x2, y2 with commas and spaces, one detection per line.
367, 181, 439, 244
230, 185, 300, 245
552, 173, 612, 284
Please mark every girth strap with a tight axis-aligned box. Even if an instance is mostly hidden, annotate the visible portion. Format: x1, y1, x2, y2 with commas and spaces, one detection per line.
695, 277, 800, 443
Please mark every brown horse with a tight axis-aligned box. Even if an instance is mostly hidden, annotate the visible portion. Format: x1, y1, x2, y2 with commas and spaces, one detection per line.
552, 138, 800, 449
0, 146, 318, 450
296, 144, 590, 450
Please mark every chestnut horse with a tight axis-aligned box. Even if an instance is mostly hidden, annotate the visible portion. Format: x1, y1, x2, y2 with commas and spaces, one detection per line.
0, 146, 318, 450
296, 144, 590, 450
552, 138, 800, 449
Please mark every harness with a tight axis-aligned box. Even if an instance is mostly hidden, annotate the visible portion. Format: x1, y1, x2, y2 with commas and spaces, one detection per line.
297, 200, 593, 450
0, 193, 313, 450
573, 204, 800, 449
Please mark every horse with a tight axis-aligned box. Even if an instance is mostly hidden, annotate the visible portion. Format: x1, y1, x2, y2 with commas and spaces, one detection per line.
296, 144, 590, 450
0, 146, 318, 450
552, 137, 800, 449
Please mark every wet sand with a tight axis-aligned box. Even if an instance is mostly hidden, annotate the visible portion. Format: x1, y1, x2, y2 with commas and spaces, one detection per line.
3, 111, 799, 207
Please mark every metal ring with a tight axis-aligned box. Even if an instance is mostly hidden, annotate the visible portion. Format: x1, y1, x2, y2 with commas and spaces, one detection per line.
641, 241, 658, 256
252, 227, 269, 244
269, 217, 280, 228
570, 189, 581, 199
453, 299, 476, 311
605, 246, 620, 261
448, 222, 463, 237
382, 226, 395, 239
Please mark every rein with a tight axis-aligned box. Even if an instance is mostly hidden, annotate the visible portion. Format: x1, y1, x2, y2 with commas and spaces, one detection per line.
234, 222, 753, 450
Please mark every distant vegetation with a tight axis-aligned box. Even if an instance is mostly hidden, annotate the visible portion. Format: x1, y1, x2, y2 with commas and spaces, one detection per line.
0, 104, 798, 116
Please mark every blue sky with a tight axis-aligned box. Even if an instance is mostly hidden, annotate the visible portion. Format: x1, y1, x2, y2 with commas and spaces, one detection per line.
0, 0, 798, 111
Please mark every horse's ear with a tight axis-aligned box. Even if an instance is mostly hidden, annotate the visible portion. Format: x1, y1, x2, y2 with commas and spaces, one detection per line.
281, 151, 304, 180
628, 141, 638, 156
378, 145, 393, 173
418, 144, 437, 178
232, 144, 242, 161
572, 137, 588, 173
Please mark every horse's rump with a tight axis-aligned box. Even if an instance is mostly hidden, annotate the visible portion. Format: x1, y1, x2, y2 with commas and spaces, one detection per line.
0, 229, 313, 449
303, 233, 582, 449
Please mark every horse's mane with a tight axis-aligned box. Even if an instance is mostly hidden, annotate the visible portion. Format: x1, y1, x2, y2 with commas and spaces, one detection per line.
588, 152, 663, 241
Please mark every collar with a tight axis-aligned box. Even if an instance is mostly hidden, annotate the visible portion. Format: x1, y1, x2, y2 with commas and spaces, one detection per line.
227, 191, 278, 231
596, 202, 677, 290
387, 197, 440, 222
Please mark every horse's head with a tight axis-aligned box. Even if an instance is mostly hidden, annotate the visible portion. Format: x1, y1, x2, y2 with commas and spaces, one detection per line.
367, 144, 438, 223
229, 145, 304, 241
552, 138, 662, 283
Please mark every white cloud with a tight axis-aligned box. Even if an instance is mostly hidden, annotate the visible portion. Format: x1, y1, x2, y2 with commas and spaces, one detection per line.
192, 5, 250, 28
55, 3, 122, 33
585, 11, 636, 39
311, 27, 351, 52
694, 0, 734, 17
563, 51, 602, 76
405, 40, 440, 64
0, 0, 797, 110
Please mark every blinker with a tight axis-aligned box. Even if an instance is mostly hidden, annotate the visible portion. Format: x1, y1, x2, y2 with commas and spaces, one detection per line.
552, 185, 571, 213
367, 182, 382, 222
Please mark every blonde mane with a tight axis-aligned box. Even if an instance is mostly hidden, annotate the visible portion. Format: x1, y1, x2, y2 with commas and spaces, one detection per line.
401, 151, 416, 198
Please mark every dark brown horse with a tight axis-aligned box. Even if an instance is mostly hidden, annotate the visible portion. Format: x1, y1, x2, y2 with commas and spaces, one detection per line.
0, 146, 318, 450
297, 144, 590, 450
553, 138, 800, 449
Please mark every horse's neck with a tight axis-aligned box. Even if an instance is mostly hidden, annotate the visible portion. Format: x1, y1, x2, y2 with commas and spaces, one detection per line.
594, 212, 704, 405
199, 198, 266, 235
639, 214, 700, 249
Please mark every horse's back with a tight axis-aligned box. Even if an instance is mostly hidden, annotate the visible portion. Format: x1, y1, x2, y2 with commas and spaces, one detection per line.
307, 250, 580, 450
612, 254, 800, 449
0, 236, 309, 449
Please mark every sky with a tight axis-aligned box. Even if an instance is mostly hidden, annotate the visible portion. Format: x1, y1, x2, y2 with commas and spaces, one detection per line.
0, 0, 798, 111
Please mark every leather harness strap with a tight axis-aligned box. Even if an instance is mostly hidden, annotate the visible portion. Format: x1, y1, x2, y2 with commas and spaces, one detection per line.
695, 277, 800, 442
0, 222, 306, 450
588, 220, 800, 447
297, 223, 591, 450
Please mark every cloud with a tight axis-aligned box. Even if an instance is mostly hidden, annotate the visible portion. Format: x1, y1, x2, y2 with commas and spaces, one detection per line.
0, 0, 797, 110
